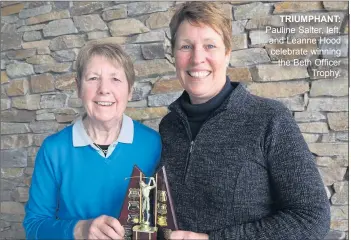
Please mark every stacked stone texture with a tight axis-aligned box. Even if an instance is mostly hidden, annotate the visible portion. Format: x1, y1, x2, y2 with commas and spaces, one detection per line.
0, 1, 348, 239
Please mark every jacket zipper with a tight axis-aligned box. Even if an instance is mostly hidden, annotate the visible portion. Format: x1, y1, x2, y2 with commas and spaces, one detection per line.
175, 112, 194, 184
183, 140, 194, 183
175, 106, 225, 183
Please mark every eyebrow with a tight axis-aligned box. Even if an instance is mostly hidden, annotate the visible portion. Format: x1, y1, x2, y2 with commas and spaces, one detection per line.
86, 72, 119, 76
178, 38, 217, 42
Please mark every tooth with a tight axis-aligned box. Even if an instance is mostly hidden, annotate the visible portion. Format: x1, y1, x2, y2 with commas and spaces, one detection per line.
97, 102, 112, 106
189, 71, 209, 78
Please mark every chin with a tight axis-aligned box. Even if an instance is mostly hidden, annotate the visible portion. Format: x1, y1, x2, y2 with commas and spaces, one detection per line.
186, 85, 209, 96
93, 115, 116, 123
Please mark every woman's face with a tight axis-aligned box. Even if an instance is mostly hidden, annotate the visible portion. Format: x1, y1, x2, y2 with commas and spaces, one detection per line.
174, 20, 230, 104
79, 55, 131, 125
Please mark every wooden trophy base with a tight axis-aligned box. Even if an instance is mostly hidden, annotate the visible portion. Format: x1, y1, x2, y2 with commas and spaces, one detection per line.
132, 225, 157, 240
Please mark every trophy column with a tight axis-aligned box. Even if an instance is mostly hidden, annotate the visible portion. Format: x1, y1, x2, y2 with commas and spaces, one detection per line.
156, 167, 178, 240
118, 167, 143, 240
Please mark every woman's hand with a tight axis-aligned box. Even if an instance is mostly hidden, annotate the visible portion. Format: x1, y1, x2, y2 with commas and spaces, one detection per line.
170, 230, 209, 240
74, 215, 125, 239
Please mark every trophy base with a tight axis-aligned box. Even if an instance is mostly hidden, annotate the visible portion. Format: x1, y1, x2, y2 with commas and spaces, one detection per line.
132, 225, 158, 240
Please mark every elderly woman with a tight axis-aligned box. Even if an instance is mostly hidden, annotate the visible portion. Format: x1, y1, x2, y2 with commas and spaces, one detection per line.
159, 2, 330, 240
23, 43, 161, 239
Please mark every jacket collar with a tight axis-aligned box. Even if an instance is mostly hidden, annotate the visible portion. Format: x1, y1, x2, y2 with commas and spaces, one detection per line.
169, 80, 249, 118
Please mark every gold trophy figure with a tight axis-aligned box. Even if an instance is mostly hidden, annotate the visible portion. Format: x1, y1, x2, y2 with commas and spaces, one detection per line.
119, 166, 178, 240
139, 177, 156, 228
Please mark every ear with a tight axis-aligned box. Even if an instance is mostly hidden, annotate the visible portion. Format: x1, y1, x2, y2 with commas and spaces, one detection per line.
128, 86, 134, 101
225, 51, 231, 67
75, 77, 81, 98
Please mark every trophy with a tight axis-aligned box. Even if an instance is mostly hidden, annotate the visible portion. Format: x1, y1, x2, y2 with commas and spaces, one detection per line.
119, 166, 178, 240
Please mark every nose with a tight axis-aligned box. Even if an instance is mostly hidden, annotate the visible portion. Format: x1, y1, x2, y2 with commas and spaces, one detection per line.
97, 78, 110, 95
191, 47, 206, 65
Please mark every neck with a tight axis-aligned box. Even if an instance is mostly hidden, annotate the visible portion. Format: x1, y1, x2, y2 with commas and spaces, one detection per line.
83, 117, 122, 145
189, 79, 227, 105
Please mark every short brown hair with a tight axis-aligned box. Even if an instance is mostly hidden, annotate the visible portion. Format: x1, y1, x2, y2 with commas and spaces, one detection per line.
169, 2, 232, 54
75, 43, 135, 92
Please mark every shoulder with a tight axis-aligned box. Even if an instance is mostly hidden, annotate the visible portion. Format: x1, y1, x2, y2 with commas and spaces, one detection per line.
133, 120, 160, 139
234, 89, 293, 123
35, 125, 73, 169
247, 93, 290, 116
244, 94, 300, 139
132, 120, 161, 146
159, 111, 178, 133
41, 124, 73, 150
223, 86, 296, 136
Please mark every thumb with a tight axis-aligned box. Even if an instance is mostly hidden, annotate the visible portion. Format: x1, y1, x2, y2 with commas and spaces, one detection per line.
170, 230, 189, 239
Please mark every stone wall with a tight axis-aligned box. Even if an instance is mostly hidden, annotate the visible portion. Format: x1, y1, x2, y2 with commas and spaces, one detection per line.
0, 1, 348, 239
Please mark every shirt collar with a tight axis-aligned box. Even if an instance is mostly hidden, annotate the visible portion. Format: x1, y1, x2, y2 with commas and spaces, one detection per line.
72, 114, 134, 147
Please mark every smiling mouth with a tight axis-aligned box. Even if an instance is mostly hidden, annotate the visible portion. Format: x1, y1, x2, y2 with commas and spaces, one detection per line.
95, 101, 115, 106
187, 71, 211, 78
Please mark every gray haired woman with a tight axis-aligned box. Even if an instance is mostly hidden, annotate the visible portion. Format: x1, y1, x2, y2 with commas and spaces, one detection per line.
23, 43, 161, 239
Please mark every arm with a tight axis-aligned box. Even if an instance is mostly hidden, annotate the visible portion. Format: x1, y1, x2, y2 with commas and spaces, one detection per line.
208, 109, 330, 240
23, 141, 125, 239
149, 177, 156, 189
23, 140, 79, 239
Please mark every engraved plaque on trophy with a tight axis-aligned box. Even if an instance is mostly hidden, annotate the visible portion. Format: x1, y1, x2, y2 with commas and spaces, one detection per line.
119, 166, 178, 240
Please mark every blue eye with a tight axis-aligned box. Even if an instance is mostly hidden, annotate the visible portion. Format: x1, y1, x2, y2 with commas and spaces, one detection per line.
88, 77, 98, 81
180, 45, 192, 50
207, 44, 215, 49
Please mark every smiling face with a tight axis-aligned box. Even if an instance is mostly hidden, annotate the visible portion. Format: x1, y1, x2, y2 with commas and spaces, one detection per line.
174, 20, 230, 104
79, 55, 132, 125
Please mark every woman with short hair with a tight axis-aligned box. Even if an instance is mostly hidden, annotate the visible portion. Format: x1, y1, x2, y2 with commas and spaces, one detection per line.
159, 2, 330, 240
23, 43, 161, 239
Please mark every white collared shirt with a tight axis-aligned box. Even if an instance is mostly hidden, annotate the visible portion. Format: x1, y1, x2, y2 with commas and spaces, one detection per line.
72, 114, 134, 158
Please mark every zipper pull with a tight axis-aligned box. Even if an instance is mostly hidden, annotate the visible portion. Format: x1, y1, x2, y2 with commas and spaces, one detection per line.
189, 141, 194, 153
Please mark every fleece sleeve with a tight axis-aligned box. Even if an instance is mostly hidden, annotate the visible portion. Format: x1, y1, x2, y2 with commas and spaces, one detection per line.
208, 109, 330, 240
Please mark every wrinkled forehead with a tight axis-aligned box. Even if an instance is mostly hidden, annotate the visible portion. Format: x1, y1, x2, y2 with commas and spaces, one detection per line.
84, 54, 123, 73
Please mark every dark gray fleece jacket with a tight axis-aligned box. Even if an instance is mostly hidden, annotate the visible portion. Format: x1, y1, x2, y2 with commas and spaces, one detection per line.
159, 82, 330, 240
